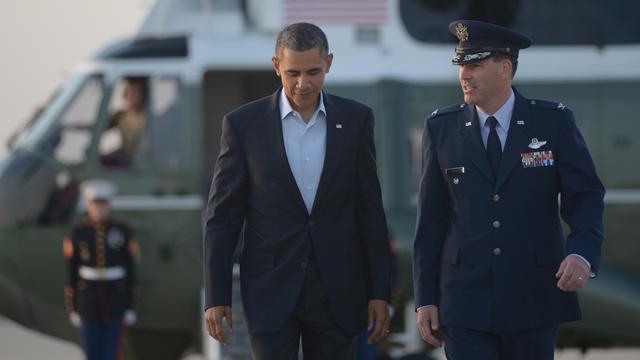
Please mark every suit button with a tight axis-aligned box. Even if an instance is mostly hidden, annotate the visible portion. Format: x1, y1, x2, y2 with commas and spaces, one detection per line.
493, 248, 502, 256
300, 261, 308, 269
493, 194, 500, 202
308, 221, 315, 226
492, 221, 501, 229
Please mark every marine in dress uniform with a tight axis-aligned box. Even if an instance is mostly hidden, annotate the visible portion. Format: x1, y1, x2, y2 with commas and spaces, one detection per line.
412, 20, 605, 360
63, 180, 139, 360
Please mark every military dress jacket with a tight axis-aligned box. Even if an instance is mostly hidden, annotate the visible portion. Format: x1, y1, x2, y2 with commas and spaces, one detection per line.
413, 89, 605, 332
64, 219, 137, 324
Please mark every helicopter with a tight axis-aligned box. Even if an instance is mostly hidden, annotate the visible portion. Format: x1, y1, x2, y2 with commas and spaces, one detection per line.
1, 0, 639, 358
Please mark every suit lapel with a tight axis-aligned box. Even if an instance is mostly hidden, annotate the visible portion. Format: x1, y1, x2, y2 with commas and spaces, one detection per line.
495, 91, 531, 191
266, 89, 308, 215
461, 104, 494, 183
310, 93, 345, 217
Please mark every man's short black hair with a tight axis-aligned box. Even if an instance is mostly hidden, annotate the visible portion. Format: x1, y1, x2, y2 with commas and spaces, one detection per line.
275, 22, 329, 58
492, 53, 518, 78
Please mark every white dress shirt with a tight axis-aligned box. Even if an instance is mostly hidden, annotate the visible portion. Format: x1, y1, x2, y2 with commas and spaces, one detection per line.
280, 90, 327, 214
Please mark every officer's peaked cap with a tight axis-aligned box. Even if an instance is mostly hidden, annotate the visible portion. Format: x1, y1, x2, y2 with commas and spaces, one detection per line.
449, 20, 532, 65
81, 179, 117, 202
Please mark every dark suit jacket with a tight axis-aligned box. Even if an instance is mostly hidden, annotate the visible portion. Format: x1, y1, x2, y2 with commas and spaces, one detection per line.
204, 89, 390, 335
413, 89, 605, 333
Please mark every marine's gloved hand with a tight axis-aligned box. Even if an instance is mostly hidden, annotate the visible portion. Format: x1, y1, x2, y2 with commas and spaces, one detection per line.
69, 312, 81, 328
124, 309, 137, 326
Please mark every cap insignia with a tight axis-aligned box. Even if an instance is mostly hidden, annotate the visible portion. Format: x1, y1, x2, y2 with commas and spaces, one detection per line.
455, 23, 469, 41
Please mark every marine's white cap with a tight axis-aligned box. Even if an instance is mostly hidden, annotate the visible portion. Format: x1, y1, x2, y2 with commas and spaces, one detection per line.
80, 179, 117, 202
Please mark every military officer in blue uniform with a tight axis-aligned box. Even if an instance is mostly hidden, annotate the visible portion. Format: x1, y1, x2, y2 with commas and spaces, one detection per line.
412, 20, 605, 360
63, 180, 139, 360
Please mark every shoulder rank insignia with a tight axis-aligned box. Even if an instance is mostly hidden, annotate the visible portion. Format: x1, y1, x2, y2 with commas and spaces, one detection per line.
557, 102, 566, 110
428, 104, 464, 118
528, 138, 547, 149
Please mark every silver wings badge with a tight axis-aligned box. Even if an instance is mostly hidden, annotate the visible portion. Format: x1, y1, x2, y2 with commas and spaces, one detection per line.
528, 138, 547, 149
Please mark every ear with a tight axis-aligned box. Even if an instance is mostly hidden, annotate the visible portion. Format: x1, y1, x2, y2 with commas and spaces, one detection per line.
502, 59, 512, 79
272, 56, 281, 77
325, 53, 334, 73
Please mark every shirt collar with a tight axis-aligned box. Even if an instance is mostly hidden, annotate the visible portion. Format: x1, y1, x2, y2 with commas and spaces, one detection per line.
279, 89, 326, 121
476, 89, 515, 131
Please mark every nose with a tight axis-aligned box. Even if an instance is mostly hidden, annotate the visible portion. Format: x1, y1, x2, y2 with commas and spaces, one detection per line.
296, 74, 311, 90
459, 65, 471, 81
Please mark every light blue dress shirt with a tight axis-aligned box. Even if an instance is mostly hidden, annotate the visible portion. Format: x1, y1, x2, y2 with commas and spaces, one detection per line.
280, 90, 327, 214
476, 89, 514, 151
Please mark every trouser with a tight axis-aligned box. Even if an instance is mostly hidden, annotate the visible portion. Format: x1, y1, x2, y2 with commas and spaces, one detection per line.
442, 324, 559, 360
81, 320, 125, 360
249, 255, 356, 360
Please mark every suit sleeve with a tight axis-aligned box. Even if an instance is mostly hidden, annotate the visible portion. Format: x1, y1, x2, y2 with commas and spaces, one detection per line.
413, 118, 449, 308
557, 110, 605, 274
203, 115, 249, 309
356, 109, 391, 301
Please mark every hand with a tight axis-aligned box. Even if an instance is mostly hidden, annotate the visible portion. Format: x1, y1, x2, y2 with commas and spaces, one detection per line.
205, 306, 233, 346
416, 305, 442, 347
69, 312, 81, 328
556, 255, 591, 291
124, 310, 137, 326
367, 299, 390, 344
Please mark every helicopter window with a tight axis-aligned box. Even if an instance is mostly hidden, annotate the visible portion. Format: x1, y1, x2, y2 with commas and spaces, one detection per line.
99, 76, 184, 170
100, 77, 149, 168
50, 76, 104, 165
146, 77, 184, 171
401, 0, 640, 45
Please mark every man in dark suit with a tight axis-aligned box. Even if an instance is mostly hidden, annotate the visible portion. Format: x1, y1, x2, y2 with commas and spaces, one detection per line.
203, 22, 391, 359
412, 20, 605, 359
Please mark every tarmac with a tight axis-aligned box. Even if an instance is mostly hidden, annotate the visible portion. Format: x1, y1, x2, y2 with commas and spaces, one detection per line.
1, 316, 638, 359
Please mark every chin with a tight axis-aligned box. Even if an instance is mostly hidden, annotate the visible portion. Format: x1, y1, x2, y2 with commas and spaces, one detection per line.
463, 95, 475, 105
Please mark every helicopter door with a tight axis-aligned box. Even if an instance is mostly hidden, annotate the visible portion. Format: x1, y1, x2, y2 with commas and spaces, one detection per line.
201, 70, 281, 186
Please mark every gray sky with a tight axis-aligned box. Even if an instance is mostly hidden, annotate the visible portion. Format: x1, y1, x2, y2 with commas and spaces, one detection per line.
0, 1, 151, 157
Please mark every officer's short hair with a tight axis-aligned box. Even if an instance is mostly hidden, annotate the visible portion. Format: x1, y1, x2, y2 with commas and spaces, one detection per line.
492, 53, 518, 78
275, 22, 329, 58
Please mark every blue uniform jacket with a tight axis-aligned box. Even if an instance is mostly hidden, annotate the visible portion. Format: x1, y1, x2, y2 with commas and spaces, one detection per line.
413, 89, 605, 333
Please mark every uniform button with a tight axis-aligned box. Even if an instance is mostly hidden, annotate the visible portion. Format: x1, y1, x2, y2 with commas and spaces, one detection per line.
492, 221, 501, 229
493, 248, 502, 256
493, 194, 500, 202
301, 261, 308, 269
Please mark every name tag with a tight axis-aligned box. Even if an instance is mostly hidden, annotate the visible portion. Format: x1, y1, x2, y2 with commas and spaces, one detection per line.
445, 166, 465, 174
521, 151, 554, 168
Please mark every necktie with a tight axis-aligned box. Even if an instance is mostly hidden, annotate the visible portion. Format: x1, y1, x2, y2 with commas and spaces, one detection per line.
486, 116, 502, 177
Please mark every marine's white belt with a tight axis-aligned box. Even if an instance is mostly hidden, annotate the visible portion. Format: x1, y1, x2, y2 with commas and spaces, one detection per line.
79, 266, 125, 281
